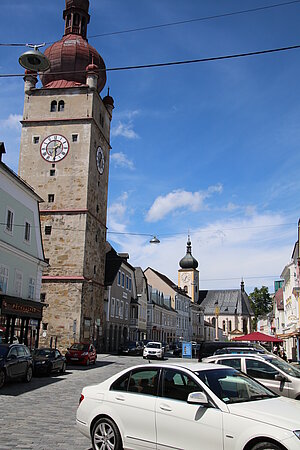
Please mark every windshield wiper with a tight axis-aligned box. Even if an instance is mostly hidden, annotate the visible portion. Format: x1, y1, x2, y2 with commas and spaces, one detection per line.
249, 394, 275, 400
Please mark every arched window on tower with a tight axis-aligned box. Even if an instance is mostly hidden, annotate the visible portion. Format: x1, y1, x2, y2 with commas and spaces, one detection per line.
58, 100, 65, 112
50, 101, 57, 112
229, 320, 232, 332
74, 13, 80, 26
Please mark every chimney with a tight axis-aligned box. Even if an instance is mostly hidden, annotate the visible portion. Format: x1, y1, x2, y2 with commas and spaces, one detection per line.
0, 142, 6, 162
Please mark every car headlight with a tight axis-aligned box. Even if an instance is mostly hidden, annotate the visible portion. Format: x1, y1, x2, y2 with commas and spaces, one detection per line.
293, 431, 300, 440
82, 352, 88, 356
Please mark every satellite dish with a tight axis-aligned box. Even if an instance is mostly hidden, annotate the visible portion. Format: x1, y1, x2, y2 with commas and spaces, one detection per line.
19, 45, 50, 72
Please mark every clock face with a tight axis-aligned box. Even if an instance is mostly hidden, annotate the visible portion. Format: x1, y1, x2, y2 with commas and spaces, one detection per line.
96, 146, 105, 174
182, 273, 190, 283
40, 134, 69, 162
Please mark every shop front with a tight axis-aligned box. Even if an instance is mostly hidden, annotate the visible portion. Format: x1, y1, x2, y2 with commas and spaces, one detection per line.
0, 294, 44, 348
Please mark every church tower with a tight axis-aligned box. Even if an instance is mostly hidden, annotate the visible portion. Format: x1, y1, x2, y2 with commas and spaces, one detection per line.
178, 236, 199, 302
18, 0, 114, 350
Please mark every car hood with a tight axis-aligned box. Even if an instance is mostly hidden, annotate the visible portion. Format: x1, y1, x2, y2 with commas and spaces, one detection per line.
228, 396, 300, 430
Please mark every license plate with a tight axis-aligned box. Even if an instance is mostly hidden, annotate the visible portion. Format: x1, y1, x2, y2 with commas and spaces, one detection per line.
71, 357, 79, 360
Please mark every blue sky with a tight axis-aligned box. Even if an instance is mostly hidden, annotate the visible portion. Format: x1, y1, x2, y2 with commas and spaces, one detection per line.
1, 0, 300, 293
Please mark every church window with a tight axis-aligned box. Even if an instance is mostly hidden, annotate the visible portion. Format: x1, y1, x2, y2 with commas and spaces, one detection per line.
33, 136, 39, 144
94, 265, 96, 275
48, 194, 54, 203
95, 234, 98, 242
72, 134, 78, 142
45, 226, 52, 235
50, 169, 55, 177
222, 320, 226, 331
50, 101, 57, 112
96, 205, 99, 213
229, 320, 232, 332
58, 100, 65, 112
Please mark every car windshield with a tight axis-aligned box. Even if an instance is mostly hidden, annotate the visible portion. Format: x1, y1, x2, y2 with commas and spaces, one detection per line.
147, 343, 161, 349
0, 345, 9, 357
33, 349, 54, 357
70, 344, 89, 351
196, 367, 277, 404
266, 356, 300, 378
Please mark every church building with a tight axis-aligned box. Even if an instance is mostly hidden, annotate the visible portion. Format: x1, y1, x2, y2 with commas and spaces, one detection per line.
18, 0, 114, 351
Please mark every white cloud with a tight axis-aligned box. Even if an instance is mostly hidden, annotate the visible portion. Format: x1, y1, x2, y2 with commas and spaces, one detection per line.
0, 114, 22, 130
109, 213, 293, 293
111, 121, 139, 139
107, 192, 129, 233
110, 152, 135, 170
146, 184, 223, 222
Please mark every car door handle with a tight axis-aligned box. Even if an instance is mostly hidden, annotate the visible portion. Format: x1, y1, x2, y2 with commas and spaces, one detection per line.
159, 403, 172, 411
115, 395, 125, 401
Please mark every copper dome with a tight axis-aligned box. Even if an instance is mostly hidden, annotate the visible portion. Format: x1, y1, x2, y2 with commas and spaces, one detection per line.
40, 34, 106, 92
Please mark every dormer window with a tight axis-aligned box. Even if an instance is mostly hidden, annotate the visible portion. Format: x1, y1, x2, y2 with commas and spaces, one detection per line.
50, 101, 57, 112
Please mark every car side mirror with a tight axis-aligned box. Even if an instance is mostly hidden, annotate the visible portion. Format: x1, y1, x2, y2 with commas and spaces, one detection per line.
275, 374, 289, 383
187, 391, 209, 405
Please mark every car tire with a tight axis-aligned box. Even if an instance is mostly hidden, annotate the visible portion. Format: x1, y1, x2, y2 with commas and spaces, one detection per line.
93, 357, 96, 365
24, 366, 33, 383
92, 417, 123, 450
251, 442, 282, 450
60, 362, 66, 374
86, 358, 90, 366
0, 369, 6, 389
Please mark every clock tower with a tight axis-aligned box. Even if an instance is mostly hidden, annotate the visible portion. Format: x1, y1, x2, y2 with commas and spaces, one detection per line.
178, 236, 199, 302
18, 0, 114, 351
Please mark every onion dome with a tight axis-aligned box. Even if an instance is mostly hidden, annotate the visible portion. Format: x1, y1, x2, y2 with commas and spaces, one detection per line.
103, 87, 114, 107
40, 0, 106, 93
179, 236, 198, 269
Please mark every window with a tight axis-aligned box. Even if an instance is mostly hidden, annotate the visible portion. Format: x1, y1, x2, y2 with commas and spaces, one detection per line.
217, 358, 242, 371
24, 221, 31, 242
28, 277, 35, 299
127, 368, 159, 395
117, 271, 121, 286
48, 194, 54, 203
0, 265, 8, 293
50, 100, 57, 112
121, 272, 125, 288
50, 169, 55, 176
126, 275, 129, 290
125, 302, 128, 319
14, 270, 23, 297
58, 100, 65, 112
162, 368, 200, 401
72, 134, 78, 142
120, 300, 124, 319
111, 298, 115, 318
246, 359, 279, 380
5, 209, 14, 233
222, 320, 226, 332
45, 226, 52, 235
94, 265, 96, 275
116, 299, 120, 318
40, 293, 46, 302
129, 277, 132, 291
33, 136, 39, 144
229, 320, 232, 332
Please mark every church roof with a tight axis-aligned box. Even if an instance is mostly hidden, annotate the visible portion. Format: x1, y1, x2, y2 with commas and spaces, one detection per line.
179, 236, 198, 269
198, 288, 254, 316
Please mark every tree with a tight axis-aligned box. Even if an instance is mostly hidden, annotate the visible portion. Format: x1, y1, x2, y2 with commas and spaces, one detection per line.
249, 286, 273, 330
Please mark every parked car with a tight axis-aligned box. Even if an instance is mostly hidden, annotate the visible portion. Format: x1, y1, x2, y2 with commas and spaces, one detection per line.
143, 341, 164, 360
65, 343, 96, 366
0, 343, 33, 388
203, 353, 300, 399
198, 340, 266, 360
32, 348, 66, 375
213, 346, 267, 355
119, 341, 143, 356
172, 342, 182, 357
77, 361, 300, 450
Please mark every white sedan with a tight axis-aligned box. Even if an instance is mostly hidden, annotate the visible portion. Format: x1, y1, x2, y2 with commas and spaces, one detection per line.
76, 362, 300, 450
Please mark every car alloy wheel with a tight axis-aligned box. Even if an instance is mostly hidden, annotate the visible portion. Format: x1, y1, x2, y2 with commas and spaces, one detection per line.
0, 369, 6, 389
92, 417, 122, 450
24, 366, 33, 383
251, 442, 282, 450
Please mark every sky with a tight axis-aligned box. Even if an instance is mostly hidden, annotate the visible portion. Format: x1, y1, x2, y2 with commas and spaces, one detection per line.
1, 0, 300, 293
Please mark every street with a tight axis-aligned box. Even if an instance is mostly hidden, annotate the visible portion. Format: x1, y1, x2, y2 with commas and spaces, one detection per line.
0, 354, 179, 450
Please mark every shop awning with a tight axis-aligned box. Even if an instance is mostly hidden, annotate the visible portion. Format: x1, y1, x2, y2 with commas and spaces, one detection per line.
233, 331, 283, 343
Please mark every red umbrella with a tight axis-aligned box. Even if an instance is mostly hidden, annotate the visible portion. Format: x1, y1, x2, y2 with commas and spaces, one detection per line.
233, 331, 282, 343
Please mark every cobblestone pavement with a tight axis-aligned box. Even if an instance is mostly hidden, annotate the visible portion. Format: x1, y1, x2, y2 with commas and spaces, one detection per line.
0, 354, 182, 450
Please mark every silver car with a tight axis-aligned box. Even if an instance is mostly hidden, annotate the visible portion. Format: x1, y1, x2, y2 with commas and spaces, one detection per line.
203, 353, 300, 399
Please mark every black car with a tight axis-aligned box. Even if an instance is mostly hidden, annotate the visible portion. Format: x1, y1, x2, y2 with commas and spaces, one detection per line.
0, 343, 33, 389
32, 348, 66, 375
119, 341, 144, 356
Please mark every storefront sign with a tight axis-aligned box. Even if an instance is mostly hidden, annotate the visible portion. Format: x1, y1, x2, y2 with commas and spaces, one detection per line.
1, 297, 43, 319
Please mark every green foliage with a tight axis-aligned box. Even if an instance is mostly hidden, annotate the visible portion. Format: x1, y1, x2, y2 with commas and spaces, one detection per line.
249, 286, 273, 330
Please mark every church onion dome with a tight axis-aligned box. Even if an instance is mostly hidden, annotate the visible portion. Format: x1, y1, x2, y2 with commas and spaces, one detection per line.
179, 236, 198, 269
103, 88, 114, 107
40, 0, 106, 93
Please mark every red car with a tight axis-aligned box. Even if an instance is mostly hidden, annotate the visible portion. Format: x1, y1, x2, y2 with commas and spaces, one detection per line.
65, 343, 97, 366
